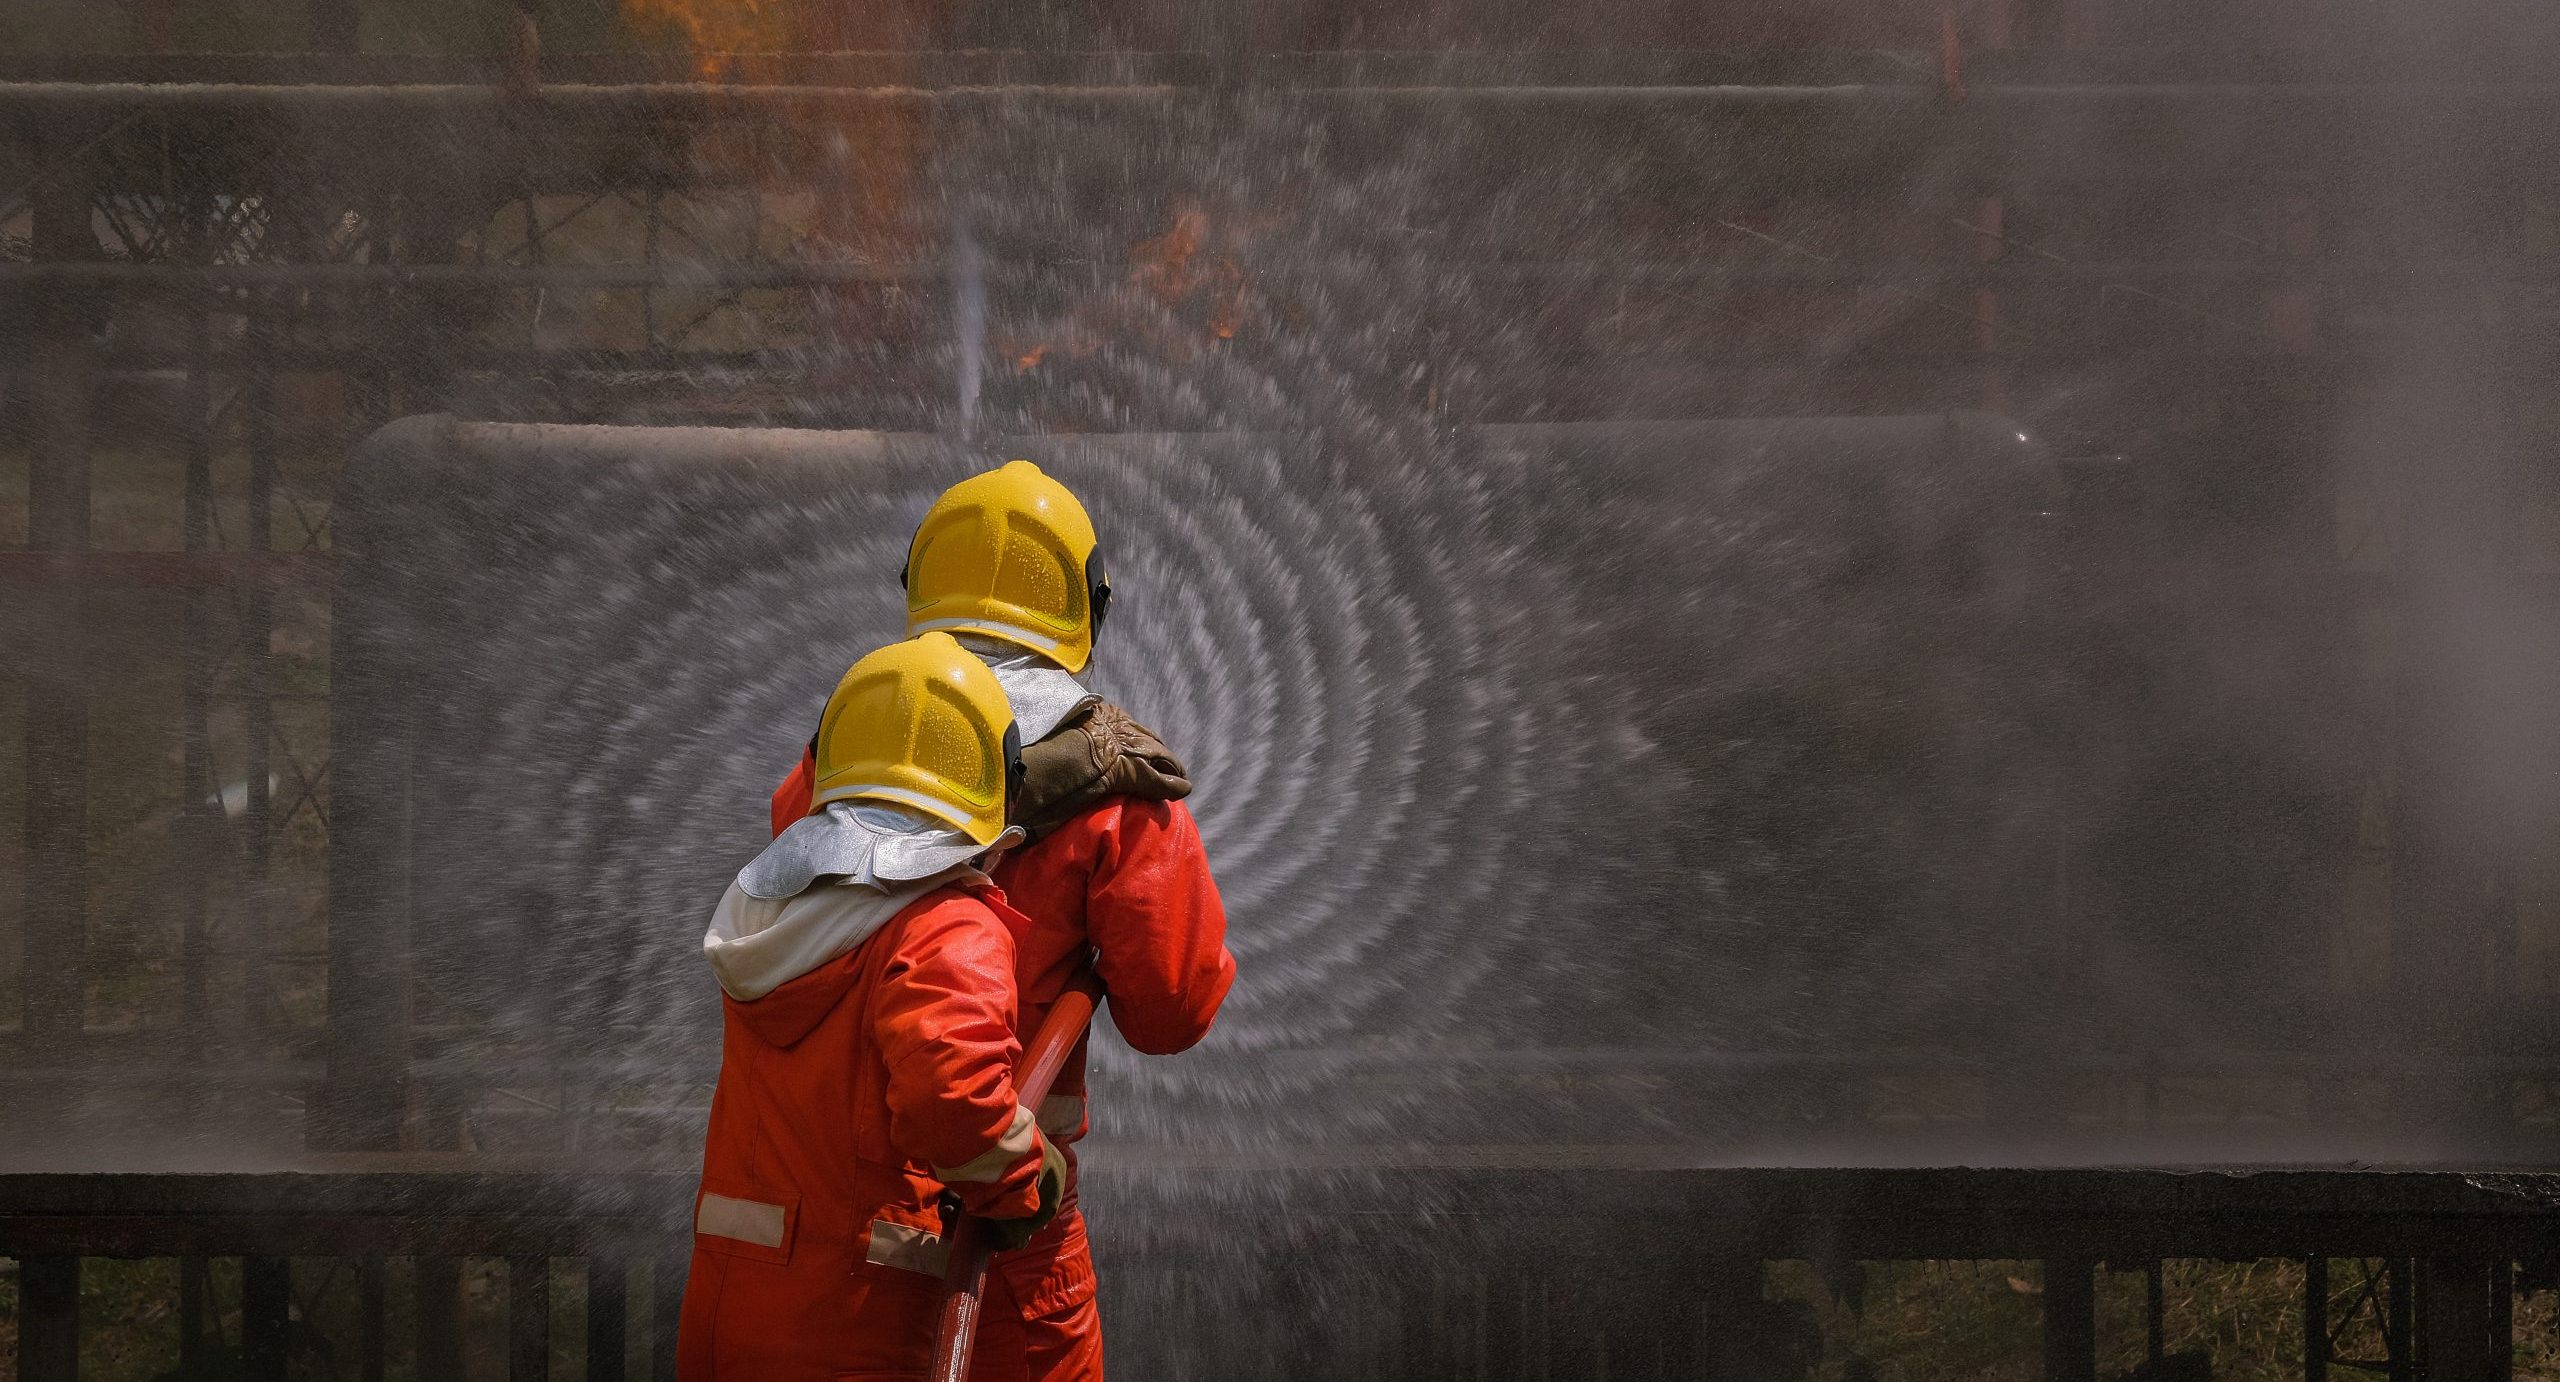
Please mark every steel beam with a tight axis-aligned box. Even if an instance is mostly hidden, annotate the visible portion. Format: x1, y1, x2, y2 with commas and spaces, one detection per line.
0, 76, 2553, 112
0, 79, 1181, 115
0, 48, 2536, 89
179, 299, 214, 1051
0, 261, 931, 288
0, 255, 2532, 291
240, 346, 275, 1035
18, 129, 94, 1054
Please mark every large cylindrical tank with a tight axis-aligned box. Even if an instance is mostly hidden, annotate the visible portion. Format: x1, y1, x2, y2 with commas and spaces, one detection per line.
322, 411, 2381, 1163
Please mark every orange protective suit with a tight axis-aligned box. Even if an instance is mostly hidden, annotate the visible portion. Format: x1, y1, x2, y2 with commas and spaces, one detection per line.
768, 747, 1235, 1382
678, 881, 1050, 1381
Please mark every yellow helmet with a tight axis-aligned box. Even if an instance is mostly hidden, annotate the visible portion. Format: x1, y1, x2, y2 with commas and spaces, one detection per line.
811, 632, 1022, 847
904, 460, 1111, 674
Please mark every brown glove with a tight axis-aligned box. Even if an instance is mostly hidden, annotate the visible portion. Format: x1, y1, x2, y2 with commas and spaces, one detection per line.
1011, 699, 1191, 842
981, 1131, 1069, 1253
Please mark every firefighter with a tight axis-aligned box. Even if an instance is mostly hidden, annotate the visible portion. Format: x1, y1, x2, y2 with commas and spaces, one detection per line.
680, 633, 1068, 1382
769, 460, 1235, 1380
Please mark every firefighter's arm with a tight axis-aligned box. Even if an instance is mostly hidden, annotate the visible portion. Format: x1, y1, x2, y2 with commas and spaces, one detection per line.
768, 745, 816, 839
1086, 798, 1237, 1055
874, 897, 1049, 1221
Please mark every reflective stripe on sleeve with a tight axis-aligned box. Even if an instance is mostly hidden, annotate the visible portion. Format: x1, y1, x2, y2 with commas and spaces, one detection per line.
1036, 1093, 1087, 1136
932, 1104, 1038, 1184
864, 1219, 951, 1276
695, 1192, 787, 1248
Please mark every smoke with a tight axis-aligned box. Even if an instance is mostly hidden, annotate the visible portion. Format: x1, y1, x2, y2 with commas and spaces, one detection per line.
12, 22, 2560, 1175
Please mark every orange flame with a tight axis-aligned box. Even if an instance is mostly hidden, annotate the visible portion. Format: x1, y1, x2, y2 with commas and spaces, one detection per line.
1130, 206, 1248, 342
1002, 206, 1252, 387
624, 0, 794, 79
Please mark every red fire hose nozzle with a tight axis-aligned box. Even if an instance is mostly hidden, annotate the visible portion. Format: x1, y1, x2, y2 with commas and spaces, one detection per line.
928, 960, 1104, 1382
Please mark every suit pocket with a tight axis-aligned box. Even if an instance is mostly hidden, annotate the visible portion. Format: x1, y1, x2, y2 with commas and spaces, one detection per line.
691, 1179, 799, 1265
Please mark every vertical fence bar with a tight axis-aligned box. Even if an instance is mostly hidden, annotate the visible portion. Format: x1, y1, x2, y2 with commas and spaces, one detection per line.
2492, 1258, 2514, 1382
511, 1255, 551, 1381
20, 130, 96, 1054
2043, 1259, 2097, 1382
2419, 1258, 2495, 1382
1695, 1255, 1758, 1382
243, 1255, 291, 1380
2306, 1256, 2329, 1382
180, 1255, 208, 1370
360, 1256, 388, 1382
18, 1255, 80, 1382
1401, 1261, 1439, 1382
1638, 1242, 1705, 1382
2146, 1260, 2166, 1362
1540, 1264, 1587, 1382
652, 1252, 686, 1382
417, 1257, 464, 1379
1524, 1265, 1550, 1382
2387, 1259, 2414, 1382
588, 1253, 629, 1382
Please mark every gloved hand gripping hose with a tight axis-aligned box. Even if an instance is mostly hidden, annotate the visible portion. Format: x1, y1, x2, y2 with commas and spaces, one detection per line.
929, 959, 1105, 1382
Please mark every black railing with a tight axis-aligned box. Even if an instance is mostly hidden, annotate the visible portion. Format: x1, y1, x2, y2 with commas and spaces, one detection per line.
5, 1165, 2558, 1380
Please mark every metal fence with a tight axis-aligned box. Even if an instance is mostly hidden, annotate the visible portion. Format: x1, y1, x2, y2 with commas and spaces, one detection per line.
6, 1164, 2557, 1379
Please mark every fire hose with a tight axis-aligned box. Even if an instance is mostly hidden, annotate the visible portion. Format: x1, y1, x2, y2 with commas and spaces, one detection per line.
928, 959, 1105, 1382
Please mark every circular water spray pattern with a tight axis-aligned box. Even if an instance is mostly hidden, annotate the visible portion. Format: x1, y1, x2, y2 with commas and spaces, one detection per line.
345, 408, 2062, 1149
353, 423, 1649, 1040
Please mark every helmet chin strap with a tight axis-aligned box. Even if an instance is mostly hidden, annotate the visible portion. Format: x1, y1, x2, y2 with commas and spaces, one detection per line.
1086, 546, 1112, 638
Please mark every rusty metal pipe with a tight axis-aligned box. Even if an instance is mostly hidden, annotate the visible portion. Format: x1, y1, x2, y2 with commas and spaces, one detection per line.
1, 78, 2554, 116
0, 262, 935, 287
